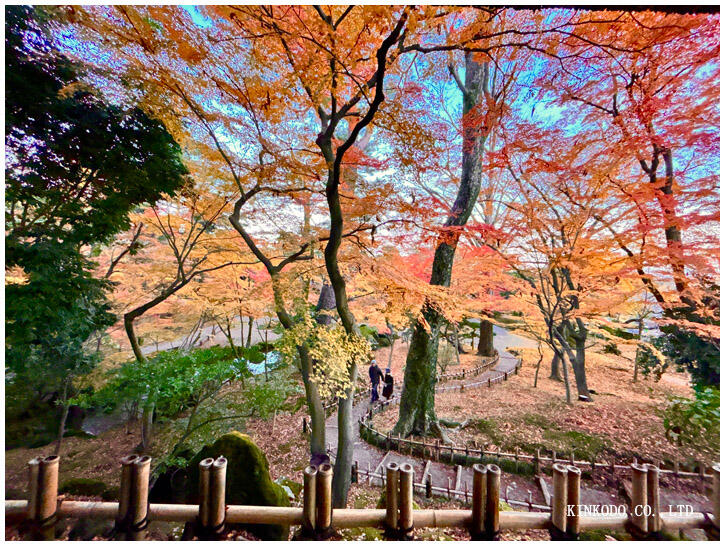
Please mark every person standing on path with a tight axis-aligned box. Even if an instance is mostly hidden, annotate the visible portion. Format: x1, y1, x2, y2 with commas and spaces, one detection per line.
368, 359, 384, 403
382, 367, 394, 401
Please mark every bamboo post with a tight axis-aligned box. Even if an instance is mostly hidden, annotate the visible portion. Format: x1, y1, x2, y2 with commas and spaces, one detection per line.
197, 458, 213, 533
208, 457, 227, 537
36, 455, 59, 540
128, 455, 151, 540
385, 462, 399, 535
116, 455, 139, 533
566, 465, 581, 537
471, 464, 487, 538
629, 462, 648, 537
398, 463, 414, 537
710, 464, 719, 538
645, 463, 661, 536
315, 463, 333, 534
302, 465, 317, 534
485, 464, 500, 539
551, 463, 568, 538
27, 457, 41, 522
352, 461, 359, 484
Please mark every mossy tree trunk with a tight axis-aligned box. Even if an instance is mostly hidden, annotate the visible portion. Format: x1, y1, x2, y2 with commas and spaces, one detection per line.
394, 53, 489, 439
477, 319, 494, 357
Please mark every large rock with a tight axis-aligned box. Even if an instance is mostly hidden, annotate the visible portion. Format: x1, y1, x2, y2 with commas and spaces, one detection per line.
187, 432, 290, 540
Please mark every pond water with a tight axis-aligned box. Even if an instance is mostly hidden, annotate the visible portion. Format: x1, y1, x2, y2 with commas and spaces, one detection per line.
244, 350, 282, 375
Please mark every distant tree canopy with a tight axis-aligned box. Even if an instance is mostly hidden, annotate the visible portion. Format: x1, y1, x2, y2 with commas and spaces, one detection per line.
5, 6, 188, 393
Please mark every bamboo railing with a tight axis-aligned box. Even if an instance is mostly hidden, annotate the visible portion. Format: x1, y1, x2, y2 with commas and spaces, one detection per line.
5, 455, 719, 540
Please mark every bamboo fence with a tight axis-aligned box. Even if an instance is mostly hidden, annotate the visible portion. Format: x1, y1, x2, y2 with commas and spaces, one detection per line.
5, 455, 719, 540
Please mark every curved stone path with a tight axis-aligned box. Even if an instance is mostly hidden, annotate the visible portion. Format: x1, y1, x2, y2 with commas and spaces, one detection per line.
325, 326, 551, 509
326, 326, 712, 521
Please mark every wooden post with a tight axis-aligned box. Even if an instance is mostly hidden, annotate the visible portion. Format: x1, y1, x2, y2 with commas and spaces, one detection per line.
385, 462, 399, 534
209, 457, 227, 537
302, 417, 308, 434
37, 455, 59, 540
711, 464, 719, 535
533, 449, 541, 476
566, 465, 581, 537
116, 455, 139, 533
699, 460, 705, 481
551, 463, 568, 538
471, 464, 487, 538
485, 464, 500, 539
315, 463, 333, 533
27, 457, 42, 522
504, 372, 508, 381
398, 463, 414, 536
302, 465, 317, 534
425, 474, 432, 499
630, 462, 648, 537
352, 461, 359, 484
197, 458, 213, 534
645, 463, 661, 536
128, 455, 151, 540
488, 377, 491, 388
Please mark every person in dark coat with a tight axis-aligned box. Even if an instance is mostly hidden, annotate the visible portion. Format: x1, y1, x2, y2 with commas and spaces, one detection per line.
382, 368, 394, 400
368, 359, 384, 403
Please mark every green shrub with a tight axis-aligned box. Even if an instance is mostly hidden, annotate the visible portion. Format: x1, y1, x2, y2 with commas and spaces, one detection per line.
602, 341, 621, 356
663, 385, 719, 458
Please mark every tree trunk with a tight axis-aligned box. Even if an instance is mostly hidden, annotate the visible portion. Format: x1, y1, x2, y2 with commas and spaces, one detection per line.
452, 323, 462, 367
387, 327, 396, 370
298, 346, 326, 462
569, 351, 590, 399
393, 312, 444, 437
124, 314, 145, 362
394, 53, 489, 438
141, 403, 154, 453
477, 319, 494, 357
54, 381, 70, 455
331, 365, 357, 508
570, 321, 591, 399
633, 318, 644, 382
240, 314, 245, 349
549, 354, 562, 381
246, 316, 253, 348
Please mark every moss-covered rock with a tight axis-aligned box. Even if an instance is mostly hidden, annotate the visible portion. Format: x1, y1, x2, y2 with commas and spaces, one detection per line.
59, 478, 108, 497
187, 432, 290, 541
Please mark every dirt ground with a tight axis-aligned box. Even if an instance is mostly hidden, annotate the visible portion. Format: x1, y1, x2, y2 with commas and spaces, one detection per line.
371, 339, 706, 468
